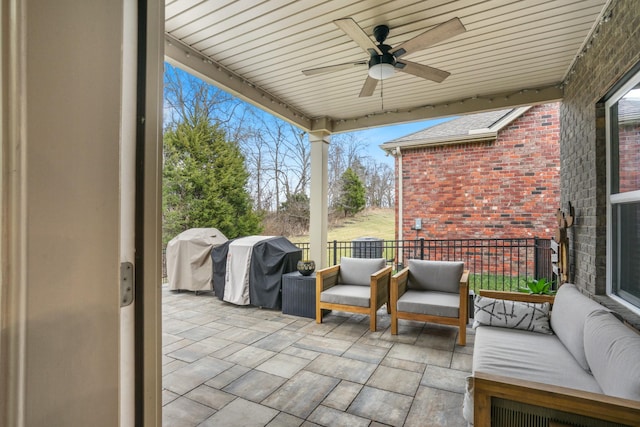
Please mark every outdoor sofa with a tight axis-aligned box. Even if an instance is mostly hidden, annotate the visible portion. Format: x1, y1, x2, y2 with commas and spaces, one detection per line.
464, 283, 640, 427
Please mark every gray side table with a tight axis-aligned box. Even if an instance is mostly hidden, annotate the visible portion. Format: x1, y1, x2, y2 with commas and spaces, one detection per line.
282, 271, 317, 318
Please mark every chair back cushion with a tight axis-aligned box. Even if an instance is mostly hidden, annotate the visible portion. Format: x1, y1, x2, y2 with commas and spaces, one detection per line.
583, 310, 640, 401
338, 257, 386, 286
550, 283, 608, 371
407, 259, 463, 293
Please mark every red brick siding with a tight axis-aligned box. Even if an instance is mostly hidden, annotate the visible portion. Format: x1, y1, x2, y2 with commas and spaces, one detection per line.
618, 123, 640, 193
396, 103, 560, 242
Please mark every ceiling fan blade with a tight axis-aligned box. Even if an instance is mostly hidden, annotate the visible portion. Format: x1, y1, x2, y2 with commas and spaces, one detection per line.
390, 17, 466, 58
359, 76, 378, 97
302, 61, 367, 76
396, 60, 450, 83
334, 18, 382, 55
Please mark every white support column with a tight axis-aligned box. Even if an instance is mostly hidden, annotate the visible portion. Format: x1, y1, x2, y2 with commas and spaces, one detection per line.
309, 131, 330, 268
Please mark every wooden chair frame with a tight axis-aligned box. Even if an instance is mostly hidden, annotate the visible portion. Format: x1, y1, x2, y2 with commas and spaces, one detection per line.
390, 267, 469, 345
315, 264, 392, 331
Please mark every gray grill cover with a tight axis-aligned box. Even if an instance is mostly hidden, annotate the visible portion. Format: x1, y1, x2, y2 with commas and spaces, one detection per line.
211, 236, 302, 309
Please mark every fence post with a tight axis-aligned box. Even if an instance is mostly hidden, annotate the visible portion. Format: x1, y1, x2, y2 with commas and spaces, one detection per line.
333, 240, 337, 266
534, 237, 539, 280
420, 237, 425, 260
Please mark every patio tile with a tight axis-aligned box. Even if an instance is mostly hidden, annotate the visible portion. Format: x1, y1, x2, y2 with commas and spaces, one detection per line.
162, 396, 216, 427
366, 365, 422, 396
324, 321, 369, 340
265, 412, 305, 427
164, 318, 198, 335
415, 324, 458, 351
177, 325, 218, 341
183, 313, 221, 326
308, 405, 370, 427
163, 356, 234, 395
214, 327, 269, 345
421, 365, 468, 394
163, 358, 188, 375
261, 371, 340, 419
386, 343, 452, 367
255, 353, 310, 379
321, 380, 362, 411
223, 345, 277, 368
348, 386, 412, 426
210, 342, 246, 359
292, 335, 353, 356
223, 370, 286, 402
199, 398, 279, 427
184, 385, 235, 410
305, 353, 377, 384
167, 341, 220, 363
354, 334, 395, 349
248, 319, 290, 333
380, 356, 426, 374
162, 389, 180, 406
198, 336, 235, 352
378, 324, 422, 344
170, 309, 202, 321
161, 285, 476, 427
280, 345, 322, 361
404, 386, 466, 427
163, 332, 185, 346
341, 342, 389, 364
253, 330, 305, 352
451, 352, 473, 372
163, 338, 194, 354
282, 318, 314, 331
205, 364, 251, 389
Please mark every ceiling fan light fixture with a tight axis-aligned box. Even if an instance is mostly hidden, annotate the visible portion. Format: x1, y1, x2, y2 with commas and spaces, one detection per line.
368, 63, 395, 80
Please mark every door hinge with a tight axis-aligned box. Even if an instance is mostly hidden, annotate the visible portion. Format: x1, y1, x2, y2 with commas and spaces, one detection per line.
120, 262, 134, 307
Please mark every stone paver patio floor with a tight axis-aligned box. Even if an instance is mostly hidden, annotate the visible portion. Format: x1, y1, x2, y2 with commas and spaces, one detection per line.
162, 285, 474, 427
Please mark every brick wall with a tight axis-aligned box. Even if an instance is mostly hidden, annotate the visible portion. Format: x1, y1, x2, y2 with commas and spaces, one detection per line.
560, 0, 640, 327
397, 103, 560, 242
561, 0, 640, 294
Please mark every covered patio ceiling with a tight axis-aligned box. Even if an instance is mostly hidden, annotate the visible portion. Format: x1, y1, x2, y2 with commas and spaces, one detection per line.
164, 0, 610, 134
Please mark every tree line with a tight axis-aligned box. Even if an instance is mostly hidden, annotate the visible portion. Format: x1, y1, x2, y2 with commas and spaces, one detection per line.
162, 65, 394, 245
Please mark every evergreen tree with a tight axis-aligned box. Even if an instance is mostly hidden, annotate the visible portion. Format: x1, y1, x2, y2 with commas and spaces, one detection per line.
336, 167, 366, 217
162, 115, 262, 245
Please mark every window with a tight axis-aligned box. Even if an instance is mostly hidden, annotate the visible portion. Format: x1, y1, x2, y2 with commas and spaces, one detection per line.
606, 68, 640, 311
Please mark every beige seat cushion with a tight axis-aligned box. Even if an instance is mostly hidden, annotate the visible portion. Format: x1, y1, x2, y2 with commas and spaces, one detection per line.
397, 290, 459, 317
320, 284, 370, 307
407, 259, 463, 293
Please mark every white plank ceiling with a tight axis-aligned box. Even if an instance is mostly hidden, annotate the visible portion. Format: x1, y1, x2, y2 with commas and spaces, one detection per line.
165, 0, 610, 133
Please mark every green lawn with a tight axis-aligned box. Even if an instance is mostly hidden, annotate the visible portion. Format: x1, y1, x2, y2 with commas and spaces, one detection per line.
288, 208, 395, 242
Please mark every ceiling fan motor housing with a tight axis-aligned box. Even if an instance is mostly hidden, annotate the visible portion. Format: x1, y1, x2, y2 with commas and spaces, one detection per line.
368, 44, 396, 68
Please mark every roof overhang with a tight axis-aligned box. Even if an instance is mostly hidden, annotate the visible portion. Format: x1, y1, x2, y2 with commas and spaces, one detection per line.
164, 0, 611, 133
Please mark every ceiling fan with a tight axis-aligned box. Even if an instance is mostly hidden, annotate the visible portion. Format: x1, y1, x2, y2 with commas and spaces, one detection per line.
302, 17, 466, 97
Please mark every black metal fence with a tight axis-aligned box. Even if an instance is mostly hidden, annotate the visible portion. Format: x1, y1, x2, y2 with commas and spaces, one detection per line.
293, 237, 553, 293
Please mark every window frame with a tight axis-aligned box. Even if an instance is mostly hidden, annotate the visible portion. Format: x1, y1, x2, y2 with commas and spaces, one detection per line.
605, 68, 640, 314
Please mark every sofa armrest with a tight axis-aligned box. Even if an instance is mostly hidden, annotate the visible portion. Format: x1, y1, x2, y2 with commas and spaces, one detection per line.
316, 264, 340, 293
479, 289, 555, 305
473, 371, 640, 427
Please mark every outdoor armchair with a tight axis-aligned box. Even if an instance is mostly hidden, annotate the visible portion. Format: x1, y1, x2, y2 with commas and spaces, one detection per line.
316, 257, 392, 332
390, 259, 469, 345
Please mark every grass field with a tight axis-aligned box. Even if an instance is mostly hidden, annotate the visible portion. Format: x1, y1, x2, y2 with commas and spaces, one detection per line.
288, 208, 395, 242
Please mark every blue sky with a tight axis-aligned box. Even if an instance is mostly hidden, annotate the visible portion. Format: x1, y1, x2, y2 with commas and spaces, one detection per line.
166, 64, 452, 166
350, 118, 453, 165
